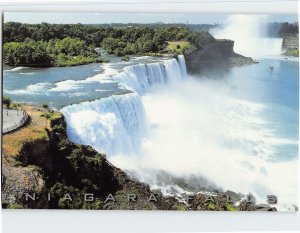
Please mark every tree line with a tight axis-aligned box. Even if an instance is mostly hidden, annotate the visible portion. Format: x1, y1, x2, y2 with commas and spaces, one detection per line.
3, 22, 216, 66
3, 37, 103, 67
267, 22, 298, 37
3, 22, 216, 46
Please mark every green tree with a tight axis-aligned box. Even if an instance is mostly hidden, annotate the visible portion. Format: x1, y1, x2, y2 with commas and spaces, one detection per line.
3, 96, 11, 108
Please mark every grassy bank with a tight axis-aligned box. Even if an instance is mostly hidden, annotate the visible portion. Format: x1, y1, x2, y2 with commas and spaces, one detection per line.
2, 104, 57, 157
167, 41, 196, 54
284, 48, 299, 57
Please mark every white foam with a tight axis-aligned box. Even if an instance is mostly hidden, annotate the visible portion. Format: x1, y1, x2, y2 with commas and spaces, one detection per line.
6, 82, 52, 95
50, 79, 93, 92
86, 63, 118, 81
4, 67, 26, 72
19, 72, 35, 75
50, 64, 118, 92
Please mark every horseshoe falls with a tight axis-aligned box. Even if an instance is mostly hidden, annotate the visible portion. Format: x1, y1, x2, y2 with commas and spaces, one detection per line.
212, 15, 284, 58
61, 54, 298, 211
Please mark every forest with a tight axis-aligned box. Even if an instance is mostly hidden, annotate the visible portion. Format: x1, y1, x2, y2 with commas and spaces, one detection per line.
267, 22, 298, 37
3, 37, 105, 67
3, 22, 215, 66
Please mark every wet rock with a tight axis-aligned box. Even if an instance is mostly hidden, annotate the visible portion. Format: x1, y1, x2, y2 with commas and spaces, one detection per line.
184, 39, 256, 76
255, 204, 277, 211
239, 200, 257, 211
282, 34, 299, 50
225, 190, 242, 202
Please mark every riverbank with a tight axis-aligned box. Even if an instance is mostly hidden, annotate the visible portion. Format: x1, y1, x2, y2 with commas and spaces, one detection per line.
283, 48, 299, 57
282, 34, 299, 57
4, 54, 110, 68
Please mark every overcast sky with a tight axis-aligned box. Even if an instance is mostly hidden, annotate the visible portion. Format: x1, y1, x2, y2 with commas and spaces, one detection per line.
4, 12, 298, 24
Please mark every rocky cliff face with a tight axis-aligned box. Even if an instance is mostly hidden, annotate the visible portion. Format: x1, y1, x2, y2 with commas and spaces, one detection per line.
184, 39, 255, 75
2, 159, 47, 208
282, 34, 299, 49
282, 34, 299, 57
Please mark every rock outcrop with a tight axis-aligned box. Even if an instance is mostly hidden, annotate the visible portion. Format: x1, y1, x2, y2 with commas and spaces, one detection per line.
282, 34, 299, 49
282, 34, 299, 57
2, 160, 47, 208
184, 39, 256, 75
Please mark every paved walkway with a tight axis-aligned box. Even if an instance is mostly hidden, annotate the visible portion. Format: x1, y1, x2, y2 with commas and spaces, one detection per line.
2, 109, 29, 134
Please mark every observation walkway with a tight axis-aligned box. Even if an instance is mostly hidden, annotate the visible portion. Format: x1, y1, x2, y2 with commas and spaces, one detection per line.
2, 109, 29, 134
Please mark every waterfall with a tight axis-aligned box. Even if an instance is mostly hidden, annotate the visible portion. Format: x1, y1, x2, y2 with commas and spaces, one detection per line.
61, 55, 187, 155
259, 37, 283, 56
178, 55, 187, 76
113, 57, 184, 94
61, 93, 147, 155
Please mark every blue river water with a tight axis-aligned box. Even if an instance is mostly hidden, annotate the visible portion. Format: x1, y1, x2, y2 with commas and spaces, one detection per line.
226, 57, 299, 162
3, 56, 168, 108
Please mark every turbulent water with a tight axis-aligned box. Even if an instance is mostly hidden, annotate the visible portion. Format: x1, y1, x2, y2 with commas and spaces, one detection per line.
3, 56, 168, 108
61, 93, 147, 156
61, 53, 298, 211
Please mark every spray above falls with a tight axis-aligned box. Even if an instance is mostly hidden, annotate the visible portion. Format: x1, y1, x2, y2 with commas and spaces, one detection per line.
212, 15, 283, 58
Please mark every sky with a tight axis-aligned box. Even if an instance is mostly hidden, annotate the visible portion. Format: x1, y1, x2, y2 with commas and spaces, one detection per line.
4, 12, 298, 24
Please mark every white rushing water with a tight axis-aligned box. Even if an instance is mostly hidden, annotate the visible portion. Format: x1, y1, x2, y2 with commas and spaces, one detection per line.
61, 51, 297, 211
61, 57, 185, 155
61, 93, 147, 156
212, 15, 283, 58
112, 58, 183, 94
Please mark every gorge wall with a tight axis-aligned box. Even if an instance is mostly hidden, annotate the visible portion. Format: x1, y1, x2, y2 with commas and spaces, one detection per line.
282, 34, 299, 49
184, 39, 255, 75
